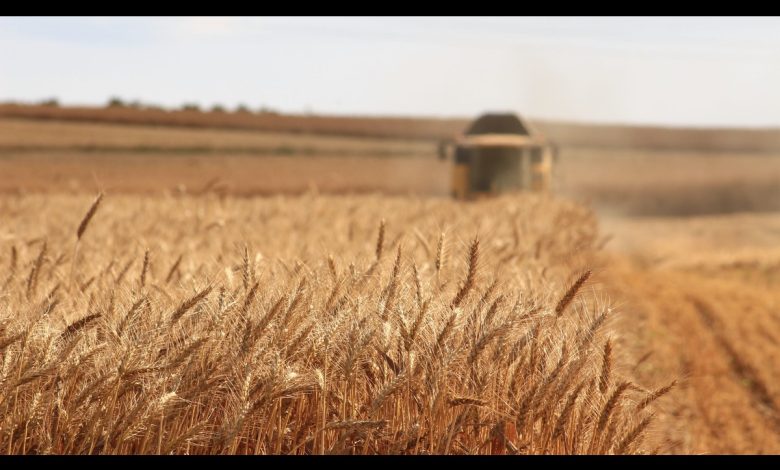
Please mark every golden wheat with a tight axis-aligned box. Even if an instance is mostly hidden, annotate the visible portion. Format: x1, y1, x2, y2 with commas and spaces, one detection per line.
0, 192, 672, 454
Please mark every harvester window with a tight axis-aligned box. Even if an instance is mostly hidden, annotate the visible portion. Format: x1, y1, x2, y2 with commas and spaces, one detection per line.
469, 146, 522, 192
531, 147, 543, 164
455, 147, 471, 164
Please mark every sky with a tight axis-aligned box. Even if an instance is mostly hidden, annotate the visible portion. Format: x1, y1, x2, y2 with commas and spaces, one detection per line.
2, 16, 780, 128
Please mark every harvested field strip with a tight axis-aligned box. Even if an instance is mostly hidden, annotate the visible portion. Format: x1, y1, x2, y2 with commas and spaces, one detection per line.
0, 154, 451, 195
0, 145, 430, 158
688, 296, 780, 433
605, 259, 780, 454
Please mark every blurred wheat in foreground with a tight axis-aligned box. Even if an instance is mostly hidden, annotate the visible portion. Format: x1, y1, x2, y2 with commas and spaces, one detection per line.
0, 192, 672, 454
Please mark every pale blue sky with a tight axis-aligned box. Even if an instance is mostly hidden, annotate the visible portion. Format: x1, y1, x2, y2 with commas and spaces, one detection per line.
2, 17, 780, 127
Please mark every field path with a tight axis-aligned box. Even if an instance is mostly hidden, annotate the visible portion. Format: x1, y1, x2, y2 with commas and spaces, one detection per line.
599, 213, 780, 454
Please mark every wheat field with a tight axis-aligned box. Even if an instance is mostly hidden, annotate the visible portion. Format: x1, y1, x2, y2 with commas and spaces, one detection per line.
0, 191, 673, 454
4, 112, 779, 454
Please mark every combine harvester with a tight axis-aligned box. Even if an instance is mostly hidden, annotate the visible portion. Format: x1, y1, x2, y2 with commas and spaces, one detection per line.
439, 113, 557, 199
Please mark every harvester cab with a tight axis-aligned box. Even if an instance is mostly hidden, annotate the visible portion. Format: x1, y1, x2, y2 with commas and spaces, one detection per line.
438, 113, 555, 199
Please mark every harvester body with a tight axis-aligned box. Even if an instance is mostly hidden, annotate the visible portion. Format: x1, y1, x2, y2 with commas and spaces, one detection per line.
441, 113, 555, 199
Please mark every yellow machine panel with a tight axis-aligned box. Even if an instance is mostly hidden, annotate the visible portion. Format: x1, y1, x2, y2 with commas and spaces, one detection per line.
452, 163, 470, 199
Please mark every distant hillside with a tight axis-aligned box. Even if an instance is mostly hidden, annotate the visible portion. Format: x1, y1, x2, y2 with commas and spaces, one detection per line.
0, 104, 464, 141
3, 104, 780, 152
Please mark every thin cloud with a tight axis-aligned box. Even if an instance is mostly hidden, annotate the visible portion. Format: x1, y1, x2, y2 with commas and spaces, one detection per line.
2, 17, 780, 127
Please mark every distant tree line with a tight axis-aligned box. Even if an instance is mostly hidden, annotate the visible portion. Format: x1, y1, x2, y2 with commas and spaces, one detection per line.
105, 96, 278, 115
1, 97, 280, 115
39, 98, 60, 107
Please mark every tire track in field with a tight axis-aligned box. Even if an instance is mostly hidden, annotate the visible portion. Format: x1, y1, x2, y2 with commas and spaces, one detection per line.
687, 296, 780, 435
599, 212, 780, 453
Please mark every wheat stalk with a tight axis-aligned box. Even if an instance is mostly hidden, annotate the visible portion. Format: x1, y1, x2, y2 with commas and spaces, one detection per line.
599, 339, 612, 394
555, 270, 591, 316
636, 380, 677, 412
77, 193, 103, 241
452, 237, 479, 308
170, 286, 213, 325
